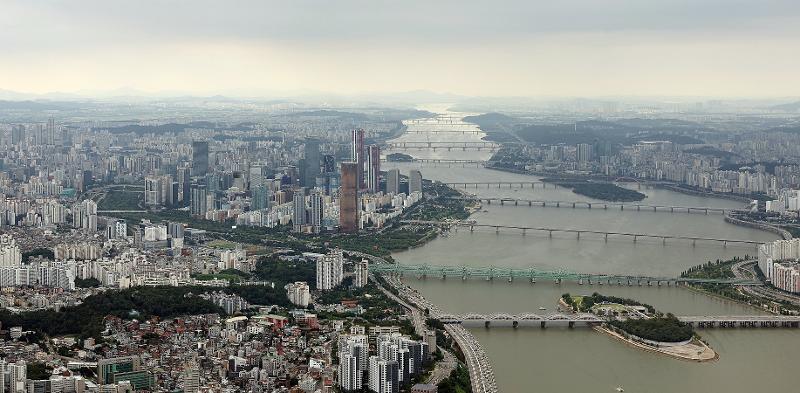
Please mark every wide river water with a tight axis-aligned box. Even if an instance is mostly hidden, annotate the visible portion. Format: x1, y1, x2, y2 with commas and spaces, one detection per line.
383, 109, 800, 393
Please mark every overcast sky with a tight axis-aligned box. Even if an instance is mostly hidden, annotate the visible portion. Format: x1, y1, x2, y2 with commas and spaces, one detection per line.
2, 0, 799, 98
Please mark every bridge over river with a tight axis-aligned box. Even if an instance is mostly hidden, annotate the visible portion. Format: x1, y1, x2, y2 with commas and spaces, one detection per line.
371, 263, 762, 286
447, 196, 735, 215
435, 313, 800, 329
401, 220, 763, 247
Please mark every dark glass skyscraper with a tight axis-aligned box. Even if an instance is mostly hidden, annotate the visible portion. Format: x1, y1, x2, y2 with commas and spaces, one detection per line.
303, 138, 320, 187
191, 141, 209, 177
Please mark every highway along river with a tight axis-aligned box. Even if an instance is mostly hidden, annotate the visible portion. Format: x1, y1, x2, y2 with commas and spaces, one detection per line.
382, 109, 800, 393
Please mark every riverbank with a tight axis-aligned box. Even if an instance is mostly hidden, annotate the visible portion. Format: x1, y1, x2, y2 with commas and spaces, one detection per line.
724, 213, 792, 239
655, 184, 752, 203
595, 325, 718, 362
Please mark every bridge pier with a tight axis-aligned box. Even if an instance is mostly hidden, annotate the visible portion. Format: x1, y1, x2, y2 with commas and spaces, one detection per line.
572, 202, 576, 208
671, 207, 674, 213
522, 228, 526, 236
653, 206, 657, 212
541, 321, 546, 329
528, 201, 532, 206
604, 204, 607, 209
705, 208, 709, 215
556, 202, 559, 207
633, 235, 637, 243
549, 230, 553, 238
662, 237, 666, 245
620, 205, 624, 211
576, 232, 581, 240
604, 234, 608, 242
637, 205, 641, 211
495, 226, 500, 234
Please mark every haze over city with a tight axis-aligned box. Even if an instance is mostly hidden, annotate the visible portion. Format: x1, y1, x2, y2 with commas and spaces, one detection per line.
2, 0, 800, 98
2, 2, 800, 393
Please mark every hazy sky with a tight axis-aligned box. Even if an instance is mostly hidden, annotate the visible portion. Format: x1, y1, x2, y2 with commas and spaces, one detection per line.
2, 0, 799, 97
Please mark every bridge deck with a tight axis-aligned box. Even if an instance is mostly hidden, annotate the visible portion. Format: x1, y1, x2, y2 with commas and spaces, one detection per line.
401, 220, 763, 245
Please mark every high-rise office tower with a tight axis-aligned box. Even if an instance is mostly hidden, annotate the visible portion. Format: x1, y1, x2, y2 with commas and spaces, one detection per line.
365, 145, 381, 193
249, 164, 267, 189
309, 192, 324, 233
177, 165, 191, 204
303, 138, 321, 188
409, 170, 423, 194
11, 125, 24, 145
191, 141, 209, 177
339, 163, 359, 233
251, 184, 271, 211
292, 188, 307, 233
386, 169, 400, 195
351, 129, 365, 189
190, 184, 208, 217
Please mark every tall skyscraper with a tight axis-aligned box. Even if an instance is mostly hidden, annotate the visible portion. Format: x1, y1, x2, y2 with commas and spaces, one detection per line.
351, 129, 365, 190
303, 138, 321, 188
409, 170, 423, 194
177, 165, 191, 205
339, 163, 359, 233
309, 192, 324, 233
365, 145, 381, 193
251, 184, 271, 211
192, 141, 209, 177
249, 164, 267, 189
386, 169, 400, 195
11, 125, 24, 145
190, 184, 208, 217
293, 188, 307, 232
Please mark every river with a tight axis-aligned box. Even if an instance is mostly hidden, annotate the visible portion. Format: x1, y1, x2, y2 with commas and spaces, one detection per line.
382, 109, 800, 393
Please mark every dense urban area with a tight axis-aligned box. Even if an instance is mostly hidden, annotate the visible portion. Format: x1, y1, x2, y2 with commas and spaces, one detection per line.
1, 95, 800, 392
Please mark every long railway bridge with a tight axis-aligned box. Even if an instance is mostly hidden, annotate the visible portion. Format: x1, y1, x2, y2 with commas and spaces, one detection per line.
434, 313, 800, 329
401, 220, 762, 247
370, 263, 762, 286
448, 196, 733, 215
380, 158, 486, 167
385, 141, 500, 151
